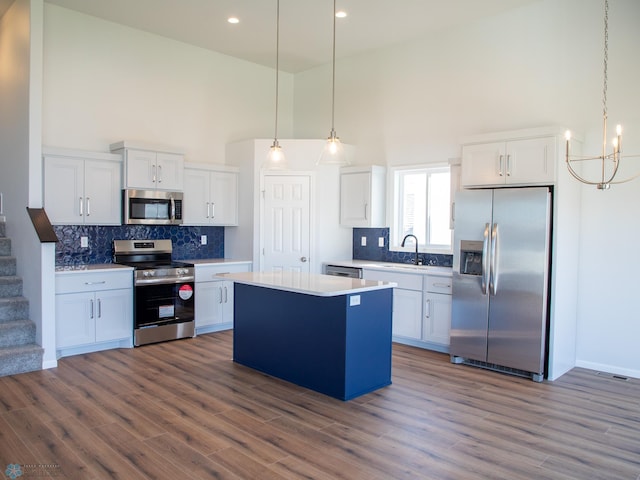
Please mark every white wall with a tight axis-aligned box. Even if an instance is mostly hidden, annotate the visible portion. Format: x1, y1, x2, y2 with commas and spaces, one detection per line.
24, 0, 640, 377
42, 4, 294, 163
0, 0, 56, 368
294, 0, 640, 378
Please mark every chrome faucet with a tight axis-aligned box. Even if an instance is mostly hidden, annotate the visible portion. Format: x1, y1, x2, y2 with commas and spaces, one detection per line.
401, 234, 420, 265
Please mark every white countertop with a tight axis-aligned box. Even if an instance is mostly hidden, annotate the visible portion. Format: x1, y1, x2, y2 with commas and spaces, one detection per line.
189, 258, 252, 266
221, 271, 396, 297
324, 259, 453, 277
55, 264, 133, 274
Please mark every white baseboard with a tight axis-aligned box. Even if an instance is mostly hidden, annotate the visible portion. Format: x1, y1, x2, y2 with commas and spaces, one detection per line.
575, 360, 640, 380
42, 359, 58, 370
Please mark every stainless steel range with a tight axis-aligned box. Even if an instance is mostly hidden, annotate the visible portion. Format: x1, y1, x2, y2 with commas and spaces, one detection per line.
113, 239, 195, 346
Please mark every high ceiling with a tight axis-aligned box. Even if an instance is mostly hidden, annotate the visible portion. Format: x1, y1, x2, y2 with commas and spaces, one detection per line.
3, 0, 542, 73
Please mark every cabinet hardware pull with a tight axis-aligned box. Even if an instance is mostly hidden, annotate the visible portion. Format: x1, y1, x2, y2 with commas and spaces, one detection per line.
425, 299, 431, 318
506, 155, 511, 176
211, 203, 215, 218
97, 298, 101, 318
364, 203, 368, 220
84, 281, 106, 285
158, 165, 163, 183
206, 202, 210, 218
498, 155, 504, 176
79, 197, 83, 216
86, 197, 91, 216
152, 165, 156, 182
224, 286, 228, 303
219, 287, 223, 304
90, 299, 94, 319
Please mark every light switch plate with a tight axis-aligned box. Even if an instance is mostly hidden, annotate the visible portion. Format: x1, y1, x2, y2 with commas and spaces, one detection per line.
378, 237, 385, 247
361, 236, 367, 246
201, 235, 207, 245
80, 236, 88, 248
349, 295, 361, 306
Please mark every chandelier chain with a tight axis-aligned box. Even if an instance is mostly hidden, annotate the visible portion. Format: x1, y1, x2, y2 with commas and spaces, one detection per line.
602, 0, 608, 120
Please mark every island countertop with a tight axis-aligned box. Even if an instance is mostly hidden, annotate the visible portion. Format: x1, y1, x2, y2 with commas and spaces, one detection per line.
220, 271, 396, 297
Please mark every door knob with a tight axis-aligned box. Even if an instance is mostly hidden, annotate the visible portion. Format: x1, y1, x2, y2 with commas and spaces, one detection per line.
300, 257, 307, 262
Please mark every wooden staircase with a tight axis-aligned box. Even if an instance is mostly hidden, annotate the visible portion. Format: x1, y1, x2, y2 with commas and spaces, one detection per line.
0, 220, 43, 376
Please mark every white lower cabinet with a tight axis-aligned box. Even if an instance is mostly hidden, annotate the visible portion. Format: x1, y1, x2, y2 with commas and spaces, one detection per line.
362, 269, 424, 342
392, 288, 423, 339
194, 262, 252, 334
55, 269, 133, 357
362, 267, 452, 352
423, 275, 452, 348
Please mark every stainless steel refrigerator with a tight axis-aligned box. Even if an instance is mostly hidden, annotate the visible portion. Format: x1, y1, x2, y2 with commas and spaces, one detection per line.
450, 187, 551, 382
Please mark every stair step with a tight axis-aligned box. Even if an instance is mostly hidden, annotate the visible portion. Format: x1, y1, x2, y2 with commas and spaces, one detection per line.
0, 237, 10, 256
0, 276, 23, 298
0, 344, 43, 377
0, 256, 16, 276
0, 319, 36, 347
0, 297, 29, 323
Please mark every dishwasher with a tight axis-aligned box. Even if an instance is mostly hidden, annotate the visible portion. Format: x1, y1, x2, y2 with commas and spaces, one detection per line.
324, 264, 363, 279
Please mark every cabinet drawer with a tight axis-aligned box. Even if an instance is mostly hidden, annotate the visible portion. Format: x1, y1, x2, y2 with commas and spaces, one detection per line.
425, 275, 452, 294
56, 270, 133, 294
363, 269, 423, 291
195, 262, 251, 282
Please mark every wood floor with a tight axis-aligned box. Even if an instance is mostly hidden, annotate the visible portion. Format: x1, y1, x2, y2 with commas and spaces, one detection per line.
0, 331, 639, 480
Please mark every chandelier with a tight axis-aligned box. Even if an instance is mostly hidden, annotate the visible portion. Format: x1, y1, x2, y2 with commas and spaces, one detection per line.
565, 0, 639, 189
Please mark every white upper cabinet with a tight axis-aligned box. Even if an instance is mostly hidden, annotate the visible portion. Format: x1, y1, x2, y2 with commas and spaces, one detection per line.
110, 141, 184, 191
183, 163, 239, 226
43, 148, 122, 225
340, 165, 386, 227
461, 135, 556, 187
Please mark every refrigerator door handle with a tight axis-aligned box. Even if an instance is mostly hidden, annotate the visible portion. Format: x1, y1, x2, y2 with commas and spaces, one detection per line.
481, 223, 490, 295
490, 223, 499, 295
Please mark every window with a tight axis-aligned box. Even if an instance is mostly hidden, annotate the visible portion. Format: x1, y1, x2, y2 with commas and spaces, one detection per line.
390, 165, 452, 253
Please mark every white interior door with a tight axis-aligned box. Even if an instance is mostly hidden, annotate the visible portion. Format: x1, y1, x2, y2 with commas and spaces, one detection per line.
262, 175, 311, 273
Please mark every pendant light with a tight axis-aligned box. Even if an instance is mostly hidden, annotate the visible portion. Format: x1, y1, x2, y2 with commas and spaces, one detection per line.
318, 0, 348, 166
264, 0, 287, 170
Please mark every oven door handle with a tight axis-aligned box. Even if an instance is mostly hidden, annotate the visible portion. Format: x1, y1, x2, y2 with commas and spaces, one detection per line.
135, 276, 195, 286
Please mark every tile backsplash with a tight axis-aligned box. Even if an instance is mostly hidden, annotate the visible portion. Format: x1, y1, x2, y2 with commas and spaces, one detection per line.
53, 225, 224, 266
353, 227, 452, 267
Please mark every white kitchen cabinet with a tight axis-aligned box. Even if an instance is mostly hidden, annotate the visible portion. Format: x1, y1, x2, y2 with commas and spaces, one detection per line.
110, 141, 184, 191
461, 136, 556, 187
194, 262, 252, 334
43, 148, 122, 225
362, 268, 423, 342
183, 163, 239, 226
423, 275, 452, 347
340, 166, 386, 227
55, 268, 133, 357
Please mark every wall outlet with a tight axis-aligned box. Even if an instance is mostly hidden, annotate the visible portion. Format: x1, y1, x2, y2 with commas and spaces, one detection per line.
361, 236, 367, 247
200, 235, 207, 245
80, 236, 89, 248
378, 237, 385, 247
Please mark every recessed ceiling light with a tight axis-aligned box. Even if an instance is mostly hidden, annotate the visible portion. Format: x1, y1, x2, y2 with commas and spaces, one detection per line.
228, 17, 240, 24
335, 11, 347, 18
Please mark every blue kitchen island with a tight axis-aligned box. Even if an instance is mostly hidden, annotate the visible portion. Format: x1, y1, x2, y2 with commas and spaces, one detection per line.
221, 272, 396, 401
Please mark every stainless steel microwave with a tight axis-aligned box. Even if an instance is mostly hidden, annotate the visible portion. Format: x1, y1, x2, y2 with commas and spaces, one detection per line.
123, 189, 183, 225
